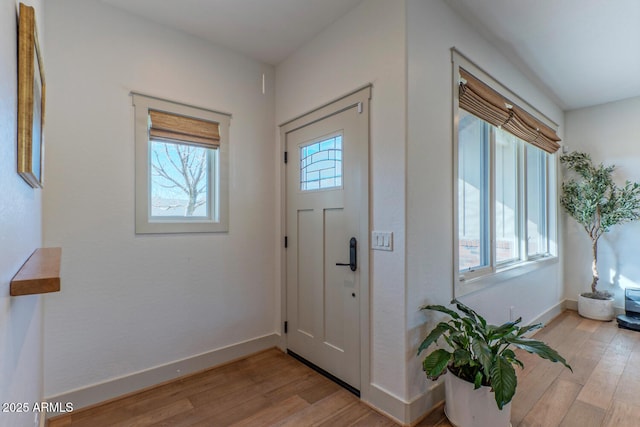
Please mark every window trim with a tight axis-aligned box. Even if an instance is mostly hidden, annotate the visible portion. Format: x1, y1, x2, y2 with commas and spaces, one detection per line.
132, 93, 231, 234
452, 50, 559, 296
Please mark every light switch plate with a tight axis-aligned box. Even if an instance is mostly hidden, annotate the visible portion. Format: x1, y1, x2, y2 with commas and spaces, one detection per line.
372, 231, 393, 251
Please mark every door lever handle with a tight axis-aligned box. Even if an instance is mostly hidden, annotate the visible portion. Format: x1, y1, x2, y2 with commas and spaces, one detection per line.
336, 237, 357, 271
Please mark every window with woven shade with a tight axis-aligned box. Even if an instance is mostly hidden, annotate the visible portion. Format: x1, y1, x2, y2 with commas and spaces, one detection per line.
453, 51, 559, 292
458, 68, 561, 154
132, 94, 230, 234
149, 110, 220, 148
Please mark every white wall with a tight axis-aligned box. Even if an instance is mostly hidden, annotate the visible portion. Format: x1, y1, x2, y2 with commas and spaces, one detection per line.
42, 0, 276, 402
564, 97, 640, 306
275, 0, 408, 410
32, 0, 576, 422
276, 1, 567, 422
406, 0, 565, 410
0, 1, 45, 426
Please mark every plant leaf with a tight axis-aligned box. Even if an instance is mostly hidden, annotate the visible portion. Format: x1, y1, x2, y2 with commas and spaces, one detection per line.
490, 355, 517, 410
452, 299, 487, 330
452, 348, 472, 367
515, 322, 543, 337
471, 339, 493, 377
474, 370, 483, 389
505, 336, 572, 371
501, 349, 524, 369
420, 304, 461, 320
417, 322, 454, 355
422, 349, 452, 380
487, 319, 521, 340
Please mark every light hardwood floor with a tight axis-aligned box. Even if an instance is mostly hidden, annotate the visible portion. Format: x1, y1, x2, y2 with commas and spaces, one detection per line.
48, 310, 640, 427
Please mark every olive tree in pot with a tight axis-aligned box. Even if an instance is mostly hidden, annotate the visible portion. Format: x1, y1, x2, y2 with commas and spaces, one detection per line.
560, 151, 640, 320
418, 300, 571, 427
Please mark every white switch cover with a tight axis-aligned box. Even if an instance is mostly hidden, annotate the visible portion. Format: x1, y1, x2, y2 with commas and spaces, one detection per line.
372, 231, 393, 251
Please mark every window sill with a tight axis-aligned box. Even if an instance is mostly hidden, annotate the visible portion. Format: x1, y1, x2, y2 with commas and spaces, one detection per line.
456, 255, 558, 297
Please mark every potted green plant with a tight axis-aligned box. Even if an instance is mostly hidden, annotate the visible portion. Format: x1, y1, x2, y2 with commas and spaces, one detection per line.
418, 299, 571, 427
560, 151, 640, 320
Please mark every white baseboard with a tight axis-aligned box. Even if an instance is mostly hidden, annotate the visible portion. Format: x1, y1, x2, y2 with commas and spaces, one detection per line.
407, 381, 445, 426
45, 333, 279, 417
362, 384, 407, 425
565, 298, 578, 311
361, 381, 444, 426
531, 300, 565, 326
45, 302, 585, 423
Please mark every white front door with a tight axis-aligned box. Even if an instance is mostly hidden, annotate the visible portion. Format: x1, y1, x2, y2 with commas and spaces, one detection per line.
283, 88, 370, 392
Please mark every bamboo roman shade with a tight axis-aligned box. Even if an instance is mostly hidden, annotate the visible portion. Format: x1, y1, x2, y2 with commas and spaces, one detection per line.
459, 68, 561, 153
149, 110, 220, 148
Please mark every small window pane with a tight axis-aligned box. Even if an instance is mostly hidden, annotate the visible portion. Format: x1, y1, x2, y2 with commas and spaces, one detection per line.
458, 111, 489, 271
300, 135, 342, 191
495, 128, 519, 263
150, 140, 212, 218
527, 146, 547, 256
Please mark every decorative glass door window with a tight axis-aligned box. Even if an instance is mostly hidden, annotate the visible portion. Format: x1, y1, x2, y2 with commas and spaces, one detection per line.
300, 135, 343, 191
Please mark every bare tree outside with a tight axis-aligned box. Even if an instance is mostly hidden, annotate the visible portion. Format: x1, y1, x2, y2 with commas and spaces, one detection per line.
150, 140, 211, 217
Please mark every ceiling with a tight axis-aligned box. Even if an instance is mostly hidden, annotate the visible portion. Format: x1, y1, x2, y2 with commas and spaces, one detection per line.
99, 0, 362, 66
447, 0, 640, 110
99, 0, 639, 111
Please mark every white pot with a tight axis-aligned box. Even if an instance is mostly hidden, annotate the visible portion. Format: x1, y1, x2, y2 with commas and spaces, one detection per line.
577, 293, 615, 321
444, 371, 512, 427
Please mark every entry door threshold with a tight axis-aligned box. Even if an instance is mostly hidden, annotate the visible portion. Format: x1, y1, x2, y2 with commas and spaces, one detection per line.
287, 349, 360, 398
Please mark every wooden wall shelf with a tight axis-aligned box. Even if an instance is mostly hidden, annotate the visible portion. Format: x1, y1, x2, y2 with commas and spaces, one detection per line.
10, 247, 62, 296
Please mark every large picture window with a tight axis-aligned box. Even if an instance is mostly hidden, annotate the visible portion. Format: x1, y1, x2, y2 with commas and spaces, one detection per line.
454, 59, 560, 287
132, 94, 230, 234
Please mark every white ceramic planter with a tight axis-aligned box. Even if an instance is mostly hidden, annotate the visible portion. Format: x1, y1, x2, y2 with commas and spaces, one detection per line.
577, 294, 615, 321
444, 371, 512, 427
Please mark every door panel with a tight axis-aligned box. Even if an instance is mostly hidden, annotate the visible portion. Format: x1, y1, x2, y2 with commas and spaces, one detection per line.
285, 93, 368, 391
323, 207, 347, 351
296, 208, 319, 337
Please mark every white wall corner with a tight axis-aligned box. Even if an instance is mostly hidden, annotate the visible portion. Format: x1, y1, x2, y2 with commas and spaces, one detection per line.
531, 300, 566, 326
38, 408, 46, 427
564, 298, 578, 312
363, 382, 444, 426
407, 381, 445, 425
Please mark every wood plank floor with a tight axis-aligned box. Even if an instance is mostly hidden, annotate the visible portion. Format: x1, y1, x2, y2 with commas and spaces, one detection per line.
48, 310, 640, 427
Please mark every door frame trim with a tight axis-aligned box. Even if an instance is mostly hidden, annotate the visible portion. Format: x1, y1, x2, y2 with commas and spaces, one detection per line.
278, 85, 371, 400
